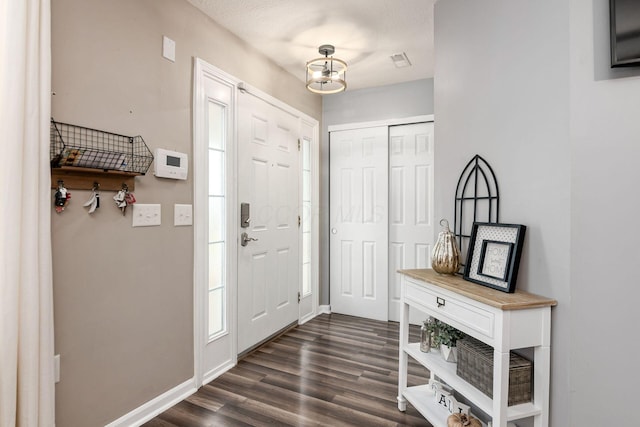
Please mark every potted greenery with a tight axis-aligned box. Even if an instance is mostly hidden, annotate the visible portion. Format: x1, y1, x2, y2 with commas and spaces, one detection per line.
435, 322, 465, 363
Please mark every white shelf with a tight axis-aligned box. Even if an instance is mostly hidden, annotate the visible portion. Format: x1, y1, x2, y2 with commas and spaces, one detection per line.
403, 385, 492, 427
406, 343, 492, 414
404, 343, 541, 422
403, 385, 451, 427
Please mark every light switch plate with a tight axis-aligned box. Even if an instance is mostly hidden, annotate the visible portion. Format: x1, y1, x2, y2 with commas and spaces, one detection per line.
132, 204, 161, 227
174, 204, 193, 226
162, 36, 175, 62
54, 354, 60, 383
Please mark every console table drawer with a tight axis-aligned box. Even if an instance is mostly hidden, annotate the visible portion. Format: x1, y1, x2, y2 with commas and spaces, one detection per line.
405, 278, 495, 339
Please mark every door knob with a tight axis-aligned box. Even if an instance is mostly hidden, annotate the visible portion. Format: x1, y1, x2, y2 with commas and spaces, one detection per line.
331, 228, 337, 234
241, 232, 258, 247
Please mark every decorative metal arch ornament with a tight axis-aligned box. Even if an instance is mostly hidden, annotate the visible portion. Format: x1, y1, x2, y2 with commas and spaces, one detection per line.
453, 155, 500, 271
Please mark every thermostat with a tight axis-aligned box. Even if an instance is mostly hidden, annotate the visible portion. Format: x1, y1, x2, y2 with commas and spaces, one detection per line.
154, 148, 188, 180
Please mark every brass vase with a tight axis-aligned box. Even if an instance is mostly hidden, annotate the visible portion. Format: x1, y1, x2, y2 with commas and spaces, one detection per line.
431, 219, 460, 274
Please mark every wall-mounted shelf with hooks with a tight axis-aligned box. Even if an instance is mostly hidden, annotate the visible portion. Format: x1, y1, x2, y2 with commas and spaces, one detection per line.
49, 118, 153, 191
50, 166, 140, 191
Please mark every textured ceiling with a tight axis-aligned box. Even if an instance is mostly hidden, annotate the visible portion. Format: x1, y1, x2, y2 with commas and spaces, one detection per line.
186, 0, 435, 92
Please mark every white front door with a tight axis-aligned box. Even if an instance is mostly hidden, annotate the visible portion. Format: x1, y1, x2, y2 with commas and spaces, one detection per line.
237, 92, 300, 353
329, 126, 388, 321
388, 122, 435, 323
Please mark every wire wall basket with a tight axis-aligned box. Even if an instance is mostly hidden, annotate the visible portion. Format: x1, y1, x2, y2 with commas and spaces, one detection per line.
50, 119, 153, 175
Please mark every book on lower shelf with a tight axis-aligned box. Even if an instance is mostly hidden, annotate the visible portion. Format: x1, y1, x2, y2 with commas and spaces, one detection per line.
57, 148, 127, 170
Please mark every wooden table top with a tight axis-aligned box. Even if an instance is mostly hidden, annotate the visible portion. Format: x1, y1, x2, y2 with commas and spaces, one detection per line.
399, 269, 557, 310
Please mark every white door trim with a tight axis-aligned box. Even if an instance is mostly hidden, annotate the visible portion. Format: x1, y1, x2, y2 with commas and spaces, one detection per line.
193, 57, 240, 387
237, 82, 319, 127
328, 115, 434, 133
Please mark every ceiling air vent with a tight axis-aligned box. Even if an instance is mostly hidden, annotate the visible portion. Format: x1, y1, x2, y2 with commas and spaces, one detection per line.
390, 52, 412, 68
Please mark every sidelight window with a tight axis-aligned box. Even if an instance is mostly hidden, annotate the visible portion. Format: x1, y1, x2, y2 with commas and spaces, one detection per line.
208, 100, 226, 339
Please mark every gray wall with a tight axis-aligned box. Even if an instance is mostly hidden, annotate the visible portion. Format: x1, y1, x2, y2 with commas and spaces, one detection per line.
433, 1, 571, 425
435, 0, 640, 425
320, 79, 435, 304
51, 1, 320, 426
570, 0, 640, 424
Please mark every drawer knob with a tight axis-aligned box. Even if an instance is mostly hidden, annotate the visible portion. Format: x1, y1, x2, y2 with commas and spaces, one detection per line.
437, 297, 445, 308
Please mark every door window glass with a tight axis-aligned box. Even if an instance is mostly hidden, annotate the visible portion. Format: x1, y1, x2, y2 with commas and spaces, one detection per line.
208, 101, 226, 340
301, 137, 312, 296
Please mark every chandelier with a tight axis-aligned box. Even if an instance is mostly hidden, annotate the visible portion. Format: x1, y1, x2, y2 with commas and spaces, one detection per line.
306, 44, 347, 94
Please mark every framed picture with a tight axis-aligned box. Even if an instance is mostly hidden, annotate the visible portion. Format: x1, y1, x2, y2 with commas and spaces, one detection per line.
463, 222, 526, 293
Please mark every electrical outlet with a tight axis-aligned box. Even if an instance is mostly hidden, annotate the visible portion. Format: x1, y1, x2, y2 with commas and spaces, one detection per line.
132, 204, 161, 227
174, 204, 193, 226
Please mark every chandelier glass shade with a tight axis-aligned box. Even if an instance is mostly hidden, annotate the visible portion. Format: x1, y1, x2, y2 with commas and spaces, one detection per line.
306, 45, 347, 94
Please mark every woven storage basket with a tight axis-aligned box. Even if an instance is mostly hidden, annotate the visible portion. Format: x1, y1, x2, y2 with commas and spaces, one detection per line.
456, 336, 532, 406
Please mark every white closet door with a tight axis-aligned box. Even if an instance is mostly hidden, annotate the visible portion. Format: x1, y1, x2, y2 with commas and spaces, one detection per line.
329, 126, 388, 321
388, 122, 435, 323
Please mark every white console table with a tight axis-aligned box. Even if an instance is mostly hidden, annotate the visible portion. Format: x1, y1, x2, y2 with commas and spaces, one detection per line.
397, 269, 556, 427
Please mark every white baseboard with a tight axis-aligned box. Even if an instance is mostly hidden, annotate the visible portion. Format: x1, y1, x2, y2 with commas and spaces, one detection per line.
104, 378, 197, 427
299, 311, 316, 325
319, 305, 331, 314
202, 360, 235, 388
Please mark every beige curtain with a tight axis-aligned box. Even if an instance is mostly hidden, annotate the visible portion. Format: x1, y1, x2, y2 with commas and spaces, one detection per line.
0, 0, 55, 426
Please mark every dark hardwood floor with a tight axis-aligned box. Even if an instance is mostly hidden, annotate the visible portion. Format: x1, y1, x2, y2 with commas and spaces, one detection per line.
143, 313, 432, 427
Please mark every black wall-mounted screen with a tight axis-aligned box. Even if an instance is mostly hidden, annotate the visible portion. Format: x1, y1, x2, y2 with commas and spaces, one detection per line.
610, 0, 640, 67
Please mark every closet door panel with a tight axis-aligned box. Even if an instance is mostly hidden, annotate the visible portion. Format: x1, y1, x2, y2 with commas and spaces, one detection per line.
329, 126, 388, 321
388, 122, 435, 323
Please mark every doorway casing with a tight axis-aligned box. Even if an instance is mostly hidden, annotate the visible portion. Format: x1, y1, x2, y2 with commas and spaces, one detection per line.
193, 58, 320, 389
